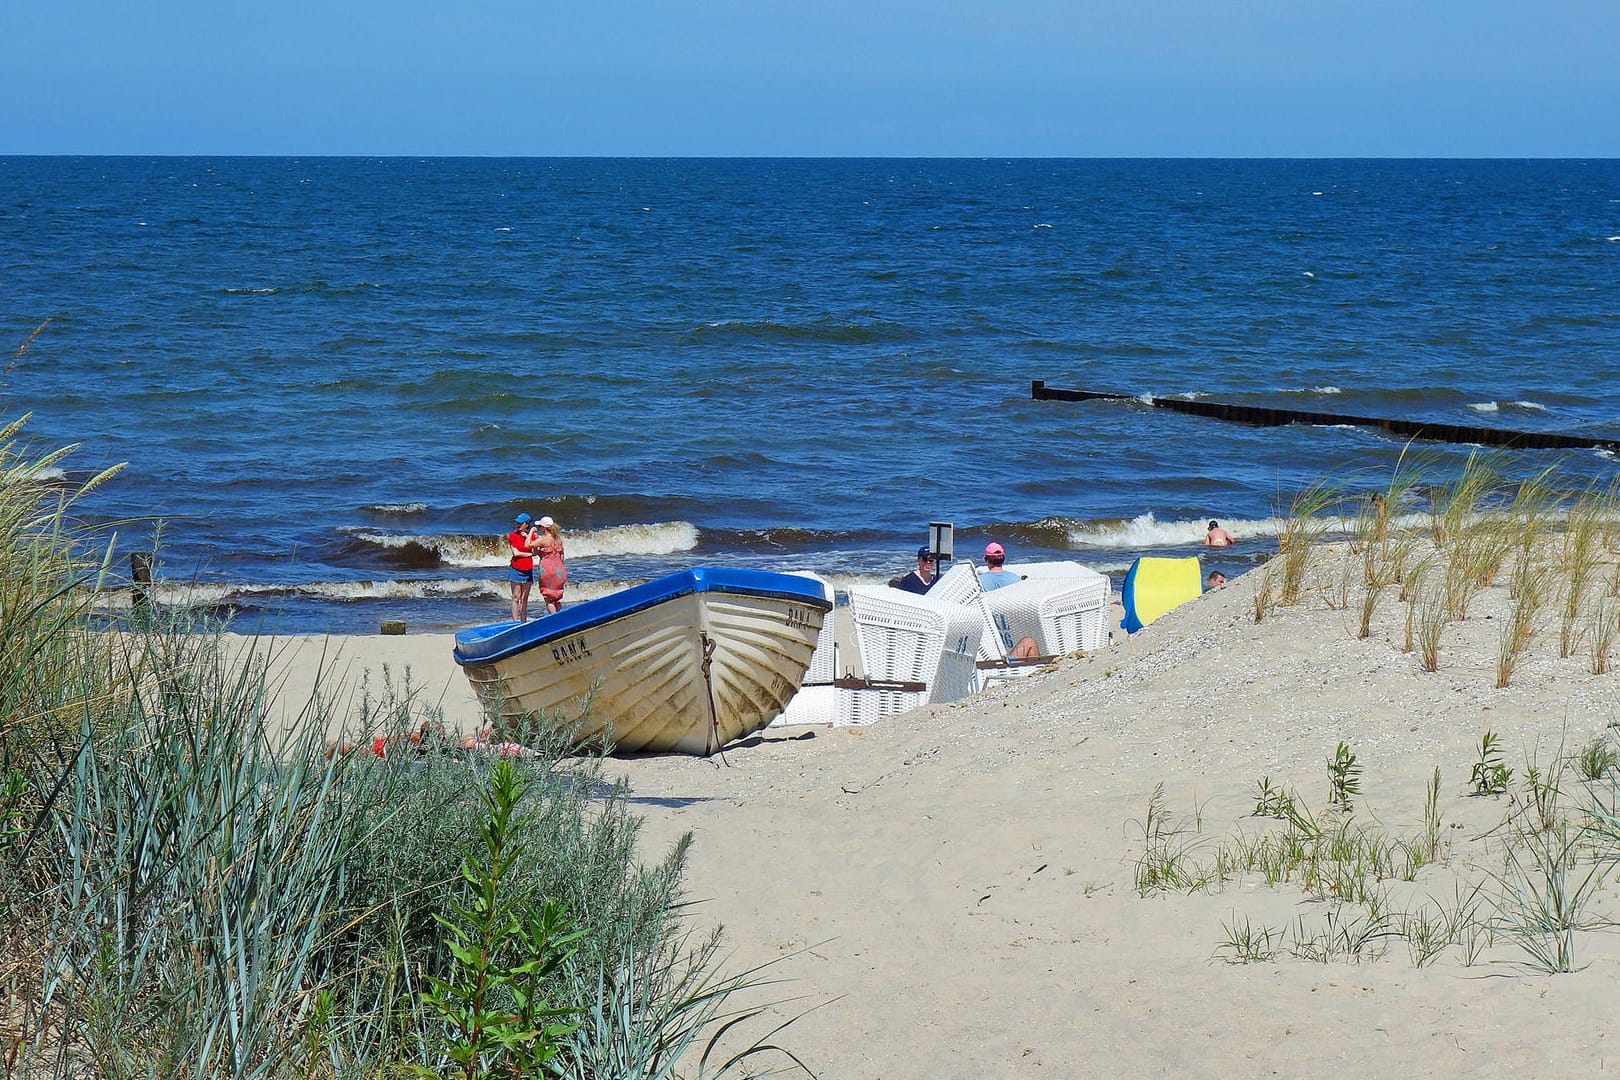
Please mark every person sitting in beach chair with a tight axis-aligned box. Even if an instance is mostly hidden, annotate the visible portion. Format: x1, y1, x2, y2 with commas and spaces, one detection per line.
978, 541, 1023, 592
890, 546, 938, 595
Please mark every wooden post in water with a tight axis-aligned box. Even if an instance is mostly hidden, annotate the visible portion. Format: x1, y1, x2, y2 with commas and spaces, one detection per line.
130, 552, 152, 616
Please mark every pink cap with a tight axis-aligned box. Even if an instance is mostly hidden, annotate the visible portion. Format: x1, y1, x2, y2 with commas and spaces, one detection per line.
984, 542, 1005, 558
538, 515, 555, 528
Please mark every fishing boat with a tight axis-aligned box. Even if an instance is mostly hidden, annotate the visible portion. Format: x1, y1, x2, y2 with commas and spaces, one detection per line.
452, 567, 832, 755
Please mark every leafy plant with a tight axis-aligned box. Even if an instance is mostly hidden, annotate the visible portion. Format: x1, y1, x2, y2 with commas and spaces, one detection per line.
1469, 730, 1512, 796
1251, 777, 1296, 820
1131, 785, 1212, 896
1327, 742, 1361, 812
1491, 820, 1599, 973
415, 759, 585, 1080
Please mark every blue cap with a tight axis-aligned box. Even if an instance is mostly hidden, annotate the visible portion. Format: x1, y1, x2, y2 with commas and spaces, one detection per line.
515, 512, 532, 524
917, 546, 932, 559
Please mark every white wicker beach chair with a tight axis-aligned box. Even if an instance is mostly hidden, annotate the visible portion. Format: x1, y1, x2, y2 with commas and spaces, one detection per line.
927, 561, 984, 607
1010, 560, 1108, 582
768, 572, 840, 728
835, 681, 926, 726
980, 569, 1111, 657
846, 583, 983, 706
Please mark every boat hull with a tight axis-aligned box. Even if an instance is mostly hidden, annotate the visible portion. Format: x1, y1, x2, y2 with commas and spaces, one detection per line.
453, 568, 830, 755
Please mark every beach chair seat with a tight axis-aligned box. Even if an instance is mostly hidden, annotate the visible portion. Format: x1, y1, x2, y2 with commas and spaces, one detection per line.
769, 572, 840, 727
833, 675, 929, 725
980, 569, 1111, 657
846, 584, 983, 705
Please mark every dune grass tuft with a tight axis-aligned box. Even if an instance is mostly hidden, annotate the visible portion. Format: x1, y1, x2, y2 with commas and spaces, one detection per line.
0, 420, 800, 1079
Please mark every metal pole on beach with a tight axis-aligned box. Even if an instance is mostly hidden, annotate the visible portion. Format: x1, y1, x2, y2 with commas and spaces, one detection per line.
929, 521, 954, 585
130, 552, 152, 617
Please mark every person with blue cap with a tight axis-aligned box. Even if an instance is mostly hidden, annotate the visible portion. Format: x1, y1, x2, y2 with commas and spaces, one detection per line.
506, 512, 540, 621
890, 545, 938, 595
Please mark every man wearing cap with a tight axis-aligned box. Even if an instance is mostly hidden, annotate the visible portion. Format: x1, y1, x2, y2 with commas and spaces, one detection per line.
979, 541, 1022, 591
979, 541, 1041, 659
507, 513, 540, 621
891, 545, 938, 595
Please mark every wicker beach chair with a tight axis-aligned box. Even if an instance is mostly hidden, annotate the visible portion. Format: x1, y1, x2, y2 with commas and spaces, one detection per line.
768, 572, 840, 727
846, 583, 983, 707
980, 569, 1111, 657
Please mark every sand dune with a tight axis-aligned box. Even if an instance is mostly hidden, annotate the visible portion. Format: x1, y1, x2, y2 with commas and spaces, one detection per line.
264, 564, 1620, 1077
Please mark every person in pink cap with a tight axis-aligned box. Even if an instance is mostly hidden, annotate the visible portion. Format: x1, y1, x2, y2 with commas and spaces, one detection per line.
978, 540, 1040, 659
978, 541, 1022, 591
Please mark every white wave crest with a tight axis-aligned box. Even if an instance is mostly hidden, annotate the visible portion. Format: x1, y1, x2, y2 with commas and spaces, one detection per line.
3, 465, 68, 483
565, 521, 700, 559
1507, 400, 1548, 411
1065, 513, 1285, 549
97, 577, 517, 611
297, 578, 493, 602
365, 502, 429, 514
352, 521, 702, 567
1468, 401, 1499, 413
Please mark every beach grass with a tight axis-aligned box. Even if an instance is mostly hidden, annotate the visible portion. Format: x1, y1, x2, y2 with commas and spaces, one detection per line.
0, 423, 792, 1078
1139, 455, 1620, 974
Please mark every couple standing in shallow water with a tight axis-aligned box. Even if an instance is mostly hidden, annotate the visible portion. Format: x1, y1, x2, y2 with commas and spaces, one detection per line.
506, 512, 568, 621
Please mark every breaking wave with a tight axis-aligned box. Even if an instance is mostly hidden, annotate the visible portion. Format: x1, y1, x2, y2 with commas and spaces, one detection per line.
1468, 400, 1548, 413
1063, 513, 1284, 548
344, 521, 701, 568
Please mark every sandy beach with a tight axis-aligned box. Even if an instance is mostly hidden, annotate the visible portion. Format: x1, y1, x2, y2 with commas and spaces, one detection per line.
257, 565, 1620, 1078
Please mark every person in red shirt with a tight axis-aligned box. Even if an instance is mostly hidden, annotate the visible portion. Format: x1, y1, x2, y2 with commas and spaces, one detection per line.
507, 512, 540, 620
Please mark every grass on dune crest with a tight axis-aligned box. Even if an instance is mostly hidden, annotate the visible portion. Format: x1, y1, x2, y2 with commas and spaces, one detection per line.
1254, 448, 1620, 688
0, 417, 810, 1079
1141, 453, 1620, 974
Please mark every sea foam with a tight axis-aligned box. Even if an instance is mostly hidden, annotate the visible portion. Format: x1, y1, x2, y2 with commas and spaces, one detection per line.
1064, 513, 1285, 549
351, 521, 702, 567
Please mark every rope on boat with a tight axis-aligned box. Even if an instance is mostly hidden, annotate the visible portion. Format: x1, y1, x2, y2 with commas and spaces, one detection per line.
699, 632, 726, 763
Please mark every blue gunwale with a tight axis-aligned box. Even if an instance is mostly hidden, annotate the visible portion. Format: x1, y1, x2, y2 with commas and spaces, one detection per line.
452, 567, 832, 667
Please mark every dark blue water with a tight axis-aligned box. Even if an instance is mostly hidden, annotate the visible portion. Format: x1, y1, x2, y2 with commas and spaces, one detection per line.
4, 158, 1618, 632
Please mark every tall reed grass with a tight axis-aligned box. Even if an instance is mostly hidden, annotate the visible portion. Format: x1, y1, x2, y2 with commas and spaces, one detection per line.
0, 422, 790, 1079
1258, 451, 1620, 687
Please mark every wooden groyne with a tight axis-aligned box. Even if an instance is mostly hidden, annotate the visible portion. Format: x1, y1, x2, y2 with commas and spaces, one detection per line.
1030, 381, 1620, 455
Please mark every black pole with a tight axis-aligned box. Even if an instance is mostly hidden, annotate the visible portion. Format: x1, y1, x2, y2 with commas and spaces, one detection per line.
130, 552, 153, 616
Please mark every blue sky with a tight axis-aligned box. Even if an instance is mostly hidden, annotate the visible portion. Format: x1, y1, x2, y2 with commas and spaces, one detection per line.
4, 1, 1616, 156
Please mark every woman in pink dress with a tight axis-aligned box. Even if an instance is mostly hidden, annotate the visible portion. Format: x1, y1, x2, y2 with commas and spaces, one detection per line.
534, 515, 567, 614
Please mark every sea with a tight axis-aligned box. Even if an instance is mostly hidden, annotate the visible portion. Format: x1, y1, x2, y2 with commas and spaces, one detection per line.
3, 157, 1618, 634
